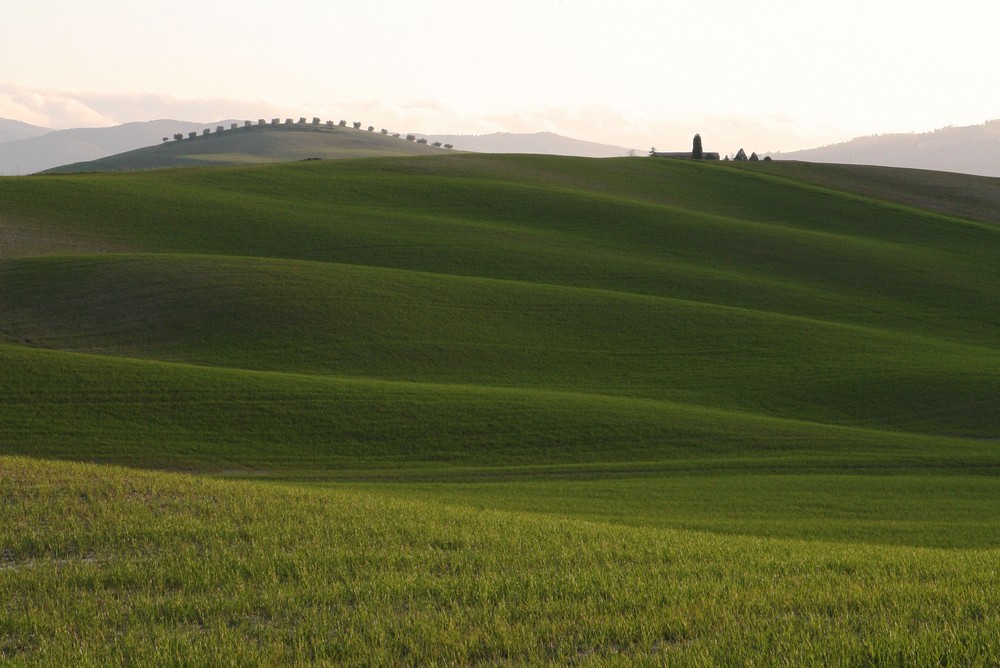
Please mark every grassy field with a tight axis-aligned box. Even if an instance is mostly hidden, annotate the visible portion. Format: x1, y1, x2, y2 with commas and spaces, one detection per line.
3, 457, 999, 665
757, 160, 1000, 227
2, 154, 999, 663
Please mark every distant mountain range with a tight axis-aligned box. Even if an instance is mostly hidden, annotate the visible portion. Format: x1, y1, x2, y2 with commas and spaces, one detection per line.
3, 116, 999, 176
0, 120, 636, 175
777, 120, 1000, 178
0, 120, 214, 175
0, 118, 50, 144
423, 131, 635, 157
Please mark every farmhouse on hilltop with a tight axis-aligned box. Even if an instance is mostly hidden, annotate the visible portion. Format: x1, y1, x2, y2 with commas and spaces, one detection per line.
650, 134, 720, 160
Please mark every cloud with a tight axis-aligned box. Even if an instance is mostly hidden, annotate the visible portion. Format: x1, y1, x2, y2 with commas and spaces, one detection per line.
0, 82, 117, 128
0, 82, 294, 129
343, 101, 851, 154
388, 105, 849, 155
0, 81, 853, 152
321, 99, 503, 137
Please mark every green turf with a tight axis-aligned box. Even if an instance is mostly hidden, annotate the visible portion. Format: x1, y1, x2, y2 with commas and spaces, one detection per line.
2, 154, 999, 663
2, 458, 998, 666
3, 254, 999, 432
5, 342, 997, 476
756, 159, 1000, 227
370, 472, 1000, 549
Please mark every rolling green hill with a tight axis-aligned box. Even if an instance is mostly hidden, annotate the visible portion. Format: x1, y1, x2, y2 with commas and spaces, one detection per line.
2, 155, 999, 663
40, 122, 448, 173
6, 156, 1000, 443
758, 159, 1000, 227
4, 155, 1000, 464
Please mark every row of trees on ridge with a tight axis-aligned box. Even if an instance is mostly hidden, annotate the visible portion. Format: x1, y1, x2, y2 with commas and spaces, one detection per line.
163, 117, 453, 149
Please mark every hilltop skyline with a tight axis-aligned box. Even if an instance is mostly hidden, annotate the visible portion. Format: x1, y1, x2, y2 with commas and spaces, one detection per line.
2, 0, 999, 154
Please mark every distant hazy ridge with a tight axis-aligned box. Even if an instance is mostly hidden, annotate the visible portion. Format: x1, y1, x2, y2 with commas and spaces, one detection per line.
4, 116, 999, 176
1, 119, 633, 175
778, 119, 1000, 177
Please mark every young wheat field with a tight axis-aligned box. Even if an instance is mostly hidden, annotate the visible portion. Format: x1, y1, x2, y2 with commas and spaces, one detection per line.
2, 154, 999, 664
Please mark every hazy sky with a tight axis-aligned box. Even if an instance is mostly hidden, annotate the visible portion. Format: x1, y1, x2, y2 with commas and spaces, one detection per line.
2, 0, 998, 153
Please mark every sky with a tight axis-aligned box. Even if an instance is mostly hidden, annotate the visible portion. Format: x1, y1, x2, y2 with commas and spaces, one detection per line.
2, 0, 998, 153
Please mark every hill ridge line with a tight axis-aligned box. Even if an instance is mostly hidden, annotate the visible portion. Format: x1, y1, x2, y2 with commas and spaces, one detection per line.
1, 341, 984, 448
6, 251, 992, 352
156, 161, 1000, 253
730, 162, 1000, 231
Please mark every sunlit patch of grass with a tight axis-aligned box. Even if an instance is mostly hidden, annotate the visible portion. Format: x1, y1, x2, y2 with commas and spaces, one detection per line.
2, 457, 999, 666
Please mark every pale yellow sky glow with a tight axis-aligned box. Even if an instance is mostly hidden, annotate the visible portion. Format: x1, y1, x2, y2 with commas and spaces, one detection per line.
2, 0, 998, 153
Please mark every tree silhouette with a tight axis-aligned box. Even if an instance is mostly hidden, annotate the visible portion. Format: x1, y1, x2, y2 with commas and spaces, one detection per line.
734, 148, 748, 161
692, 134, 703, 160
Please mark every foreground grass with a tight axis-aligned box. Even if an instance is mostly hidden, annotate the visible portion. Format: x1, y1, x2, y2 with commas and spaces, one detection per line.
3, 457, 999, 666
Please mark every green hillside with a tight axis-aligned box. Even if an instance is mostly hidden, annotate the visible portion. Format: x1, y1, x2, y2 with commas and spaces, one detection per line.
2, 155, 999, 663
5, 156, 1000, 440
41, 122, 448, 173
4, 155, 1000, 464
760, 159, 1000, 227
